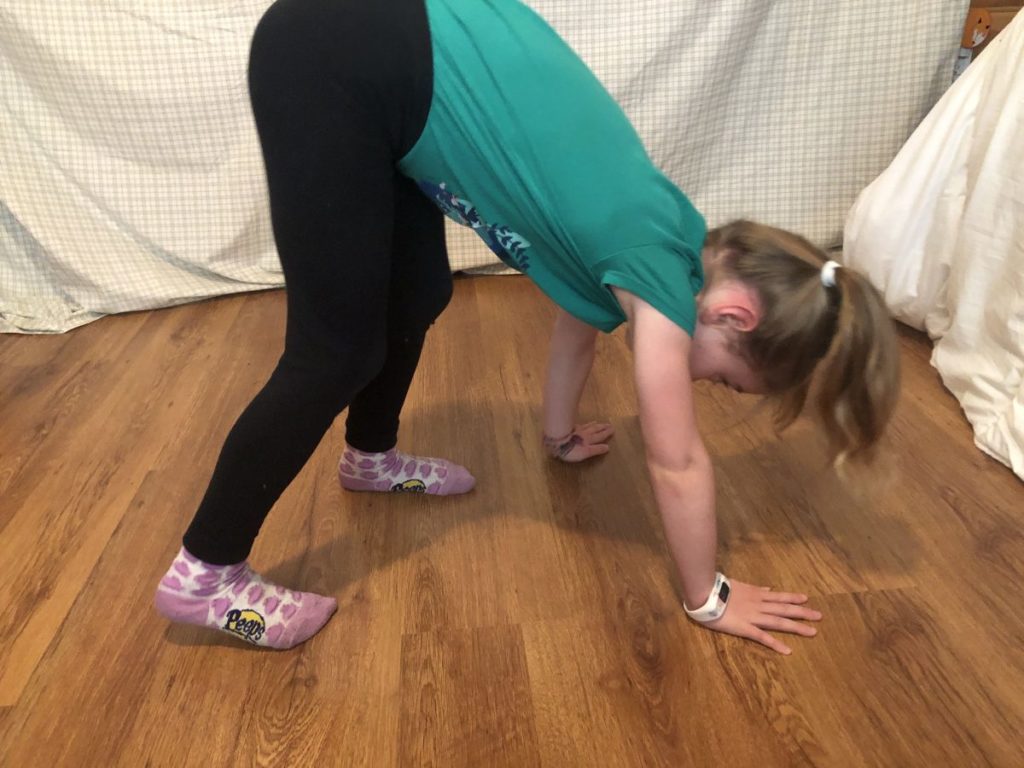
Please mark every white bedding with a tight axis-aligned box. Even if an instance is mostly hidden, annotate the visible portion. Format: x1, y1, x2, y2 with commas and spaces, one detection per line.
0, 1, 967, 333
844, 11, 1024, 479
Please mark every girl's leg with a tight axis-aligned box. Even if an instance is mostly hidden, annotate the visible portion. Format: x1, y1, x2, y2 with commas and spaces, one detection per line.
156, 0, 434, 648
339, 176, 474, 495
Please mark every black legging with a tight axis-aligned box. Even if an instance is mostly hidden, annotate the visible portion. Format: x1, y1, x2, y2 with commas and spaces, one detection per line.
183, 0, 450, 564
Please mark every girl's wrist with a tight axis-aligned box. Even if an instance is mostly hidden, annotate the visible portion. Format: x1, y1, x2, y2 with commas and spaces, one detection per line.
543, 430, 581, 459
683, 572, 731, 623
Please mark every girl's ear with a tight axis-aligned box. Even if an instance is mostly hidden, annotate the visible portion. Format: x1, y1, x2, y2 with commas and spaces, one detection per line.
702, 282, 761, 332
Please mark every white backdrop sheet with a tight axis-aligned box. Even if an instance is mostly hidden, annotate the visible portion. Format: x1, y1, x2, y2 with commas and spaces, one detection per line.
845, 11, 1024, 480
0, 0, 967, 333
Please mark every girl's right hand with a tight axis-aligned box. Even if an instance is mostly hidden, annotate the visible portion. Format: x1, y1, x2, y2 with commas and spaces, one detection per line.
699, 579, 823, 655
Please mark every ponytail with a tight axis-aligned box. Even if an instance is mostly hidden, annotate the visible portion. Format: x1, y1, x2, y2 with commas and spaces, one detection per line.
705, 221, 901, 464
815, 266, 901, 464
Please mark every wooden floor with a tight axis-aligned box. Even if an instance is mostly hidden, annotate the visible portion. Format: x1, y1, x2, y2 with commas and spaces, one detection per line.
1, 276, 1022, 767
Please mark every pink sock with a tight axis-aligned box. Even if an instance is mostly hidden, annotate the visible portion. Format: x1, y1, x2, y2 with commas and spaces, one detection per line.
154, 547, 337, 650
338, 444, 475, 495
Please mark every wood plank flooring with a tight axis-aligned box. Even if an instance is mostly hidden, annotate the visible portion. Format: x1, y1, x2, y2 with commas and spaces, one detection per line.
1, 276, 1022, 767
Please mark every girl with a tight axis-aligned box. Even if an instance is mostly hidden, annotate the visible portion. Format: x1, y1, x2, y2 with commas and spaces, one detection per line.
155, 0, 900, 654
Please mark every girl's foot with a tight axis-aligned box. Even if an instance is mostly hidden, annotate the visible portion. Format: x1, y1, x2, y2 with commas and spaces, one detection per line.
154, 547, 337, 649
338, 445, 475, 495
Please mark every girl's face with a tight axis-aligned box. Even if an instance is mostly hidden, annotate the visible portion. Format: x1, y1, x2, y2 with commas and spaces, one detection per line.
688, 270, 765, 394
688, 320, 764, 394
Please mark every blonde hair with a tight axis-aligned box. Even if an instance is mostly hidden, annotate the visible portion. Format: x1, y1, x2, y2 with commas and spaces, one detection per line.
704, 220, 901, 464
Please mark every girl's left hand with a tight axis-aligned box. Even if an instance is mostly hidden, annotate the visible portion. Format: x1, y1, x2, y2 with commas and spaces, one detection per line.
544, 422, 615, 462
701, 579, 823, 655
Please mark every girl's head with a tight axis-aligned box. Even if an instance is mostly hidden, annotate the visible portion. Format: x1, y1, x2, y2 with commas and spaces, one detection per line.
689, 220, 901, 464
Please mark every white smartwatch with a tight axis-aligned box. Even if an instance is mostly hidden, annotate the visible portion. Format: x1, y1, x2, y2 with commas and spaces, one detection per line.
683, 572, 731, 623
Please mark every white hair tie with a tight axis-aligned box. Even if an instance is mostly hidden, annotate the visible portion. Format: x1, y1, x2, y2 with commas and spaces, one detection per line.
821, 260, 841, 288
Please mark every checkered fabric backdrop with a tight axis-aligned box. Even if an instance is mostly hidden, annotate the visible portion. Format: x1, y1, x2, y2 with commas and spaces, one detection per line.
0, 0, 967, 332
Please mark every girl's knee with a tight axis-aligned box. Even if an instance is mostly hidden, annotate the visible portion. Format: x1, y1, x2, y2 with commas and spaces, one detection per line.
392, 275, 453, 337
277, 338, 387, 408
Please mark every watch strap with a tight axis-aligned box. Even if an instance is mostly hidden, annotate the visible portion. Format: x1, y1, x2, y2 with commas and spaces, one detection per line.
683, 572, 731, 623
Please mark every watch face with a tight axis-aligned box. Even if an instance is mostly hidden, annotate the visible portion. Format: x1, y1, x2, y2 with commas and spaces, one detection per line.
718, 582, 730, 603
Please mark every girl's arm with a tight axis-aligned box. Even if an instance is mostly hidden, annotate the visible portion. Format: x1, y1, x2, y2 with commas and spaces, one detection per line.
613, 287, 822, 654
621, 289, 717, 608
542, 308, 614, 462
